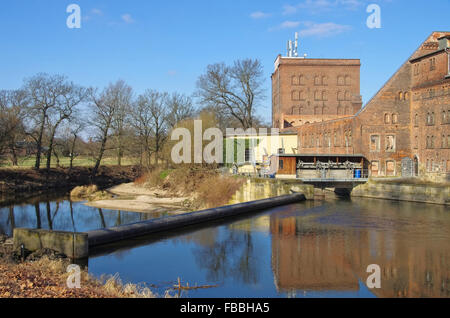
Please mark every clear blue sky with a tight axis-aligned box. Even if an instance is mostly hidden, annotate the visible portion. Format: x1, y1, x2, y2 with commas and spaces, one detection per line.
1, 0, 449, 123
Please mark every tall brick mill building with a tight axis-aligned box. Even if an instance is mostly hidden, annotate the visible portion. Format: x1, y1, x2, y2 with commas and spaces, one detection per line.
273, 31, 450, 179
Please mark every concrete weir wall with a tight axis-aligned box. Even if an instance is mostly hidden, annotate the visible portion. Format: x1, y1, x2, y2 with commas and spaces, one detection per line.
351, 180, 450, 205
230, 178, 314, 204
13, 228, 88, 259
88, 193, 306, 248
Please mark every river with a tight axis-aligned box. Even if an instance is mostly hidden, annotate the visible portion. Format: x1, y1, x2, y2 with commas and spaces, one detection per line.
1, 193, 449, 298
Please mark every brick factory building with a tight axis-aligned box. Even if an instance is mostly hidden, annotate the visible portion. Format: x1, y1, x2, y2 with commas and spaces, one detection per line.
273, 31, 450, 179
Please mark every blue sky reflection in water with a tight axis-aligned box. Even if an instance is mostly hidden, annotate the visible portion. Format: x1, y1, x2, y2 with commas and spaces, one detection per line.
88, 199, 450, 298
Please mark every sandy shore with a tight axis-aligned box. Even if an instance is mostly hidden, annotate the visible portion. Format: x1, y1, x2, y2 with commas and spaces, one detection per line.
85, 183, 192, 214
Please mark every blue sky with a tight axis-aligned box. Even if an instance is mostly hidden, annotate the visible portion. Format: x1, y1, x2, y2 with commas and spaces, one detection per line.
0, 0, 449, 123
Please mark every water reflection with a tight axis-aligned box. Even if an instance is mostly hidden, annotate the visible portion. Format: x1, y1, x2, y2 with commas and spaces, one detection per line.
269, 199, 450, 298
0, 194, 156, 236
88, 198, 449, 298
1, 192, 449, 298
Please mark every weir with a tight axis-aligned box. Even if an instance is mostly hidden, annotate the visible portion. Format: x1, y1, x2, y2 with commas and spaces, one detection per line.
12, 193, 306, 259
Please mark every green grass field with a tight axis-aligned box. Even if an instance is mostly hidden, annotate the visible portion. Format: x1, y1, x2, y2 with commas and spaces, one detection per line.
0, 156, 139, 169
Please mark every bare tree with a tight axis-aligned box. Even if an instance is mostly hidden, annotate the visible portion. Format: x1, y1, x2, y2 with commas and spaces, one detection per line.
23, 73, 83, 169
166, 92, 195, 129
135, 90, 169, 165
89, 80, 130, 177
196, 59, 265, 130
44, 83, 87, 170
0, 90, 28, 165
111, 82, 132, 166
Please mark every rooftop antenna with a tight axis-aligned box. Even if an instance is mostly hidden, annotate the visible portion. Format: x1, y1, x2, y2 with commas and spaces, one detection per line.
286, 32, 304, 58
294, 32, 299, 57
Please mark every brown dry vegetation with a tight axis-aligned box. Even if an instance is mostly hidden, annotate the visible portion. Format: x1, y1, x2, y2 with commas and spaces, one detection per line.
136, 167, 245, 209
0, 256, 168, 298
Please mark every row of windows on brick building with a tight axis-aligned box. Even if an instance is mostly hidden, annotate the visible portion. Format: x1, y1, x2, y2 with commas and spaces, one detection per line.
416, 110, 450, 126
291, 75, 352, 86
370, 135, 396, 152
418, 135, 450, 149
426, 159, 450, 173
290, 105, 353, 116
291, 90, 354, 101
413, 57, 437, 75
300, 130, 353, 148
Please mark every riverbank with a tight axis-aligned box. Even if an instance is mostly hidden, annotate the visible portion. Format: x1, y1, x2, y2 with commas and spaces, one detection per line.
0, 166, 142, 198
85, 183, 190, 214
351, 177, 450, 205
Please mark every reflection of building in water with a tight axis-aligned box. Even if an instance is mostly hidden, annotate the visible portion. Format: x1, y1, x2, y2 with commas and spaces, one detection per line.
270, 216, 361, 292
269, 207, 450, 297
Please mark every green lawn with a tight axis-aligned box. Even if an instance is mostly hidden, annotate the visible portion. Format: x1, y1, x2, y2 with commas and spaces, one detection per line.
0, 156, 139, 169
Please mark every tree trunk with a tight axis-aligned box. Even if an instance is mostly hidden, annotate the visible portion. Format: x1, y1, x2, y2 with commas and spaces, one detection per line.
34, 113, 46, 170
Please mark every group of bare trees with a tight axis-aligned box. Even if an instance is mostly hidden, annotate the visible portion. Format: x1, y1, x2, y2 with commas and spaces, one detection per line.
0, 58, 266, 173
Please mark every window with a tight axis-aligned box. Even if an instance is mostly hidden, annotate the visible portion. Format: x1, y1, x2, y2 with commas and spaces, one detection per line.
386, 161, 395, 176
443, 110, 447, 124
386, 135, 396, 152
426, 112, 435, 125
245, 148, 251, 162
314, 76, 321, 85
278, 148, 285, 154
414, 136, 418, 149
322, 91, 328, 101
322, 76, 328, 86
430, 58, 436, 71
414, 113, 419, 127
345, 91, 351, 101
371, 161, 380, 176
299, 75, 305, 86
384, 113, 391, 124
292, 90, 300, 101
279, 159, 284, 170
370, 135, 380, 152
314, 90, 321, 100
392, 113, 398, 124
337, 76, 345, 86
345, 75, 351, 86
292, 76, 299, 85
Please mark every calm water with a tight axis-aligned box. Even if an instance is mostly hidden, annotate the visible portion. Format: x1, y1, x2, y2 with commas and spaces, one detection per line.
1, 194, 449, 298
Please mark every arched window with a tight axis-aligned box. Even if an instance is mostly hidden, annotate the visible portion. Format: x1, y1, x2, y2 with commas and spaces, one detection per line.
299, 75, 305, 85
337, 76, 345, 86
404, 92, 409, 100
414, 113, 419, 126
291, 90, 300, 101
392, 113, 398, 124
345, 91, 351, 101
384, 113, 391, 124
337, 91, 343, 101
322, 91, 327, 101
322, 76, 328, 86
292, 76, 299, 85
399, 92, 403, 100
314, 90, 321, 100
314, 76, 321, 85
345, 75, 351, 86
299, 90, 306, 101
442, 110, 447, 124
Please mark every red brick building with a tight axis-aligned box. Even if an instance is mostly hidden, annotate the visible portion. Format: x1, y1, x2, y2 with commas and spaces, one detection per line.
274, 31, 450, 178
271, 56, 362, 130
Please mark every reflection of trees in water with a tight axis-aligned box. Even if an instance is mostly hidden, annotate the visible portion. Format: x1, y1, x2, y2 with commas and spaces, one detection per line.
0, 196, 155, 235
192, 229, 259, 285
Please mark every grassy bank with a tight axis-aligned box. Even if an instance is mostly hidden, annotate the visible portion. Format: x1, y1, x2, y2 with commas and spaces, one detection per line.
0, 156, 139, 169
135, 167, 245, 209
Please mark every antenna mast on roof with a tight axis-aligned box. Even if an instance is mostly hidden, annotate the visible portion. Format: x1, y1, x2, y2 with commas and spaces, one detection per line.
287, 32, 301, 57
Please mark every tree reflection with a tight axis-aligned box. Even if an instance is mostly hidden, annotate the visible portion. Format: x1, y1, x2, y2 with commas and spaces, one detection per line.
191, 228, 259, 285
